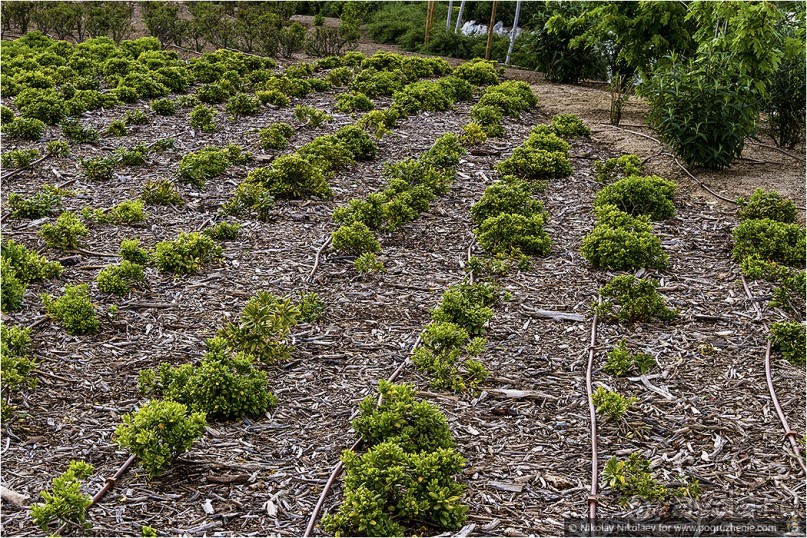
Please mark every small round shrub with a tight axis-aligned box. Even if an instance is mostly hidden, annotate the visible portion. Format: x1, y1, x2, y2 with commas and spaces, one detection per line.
496, 147, 572, 180
247, 155, 332, 199
331, 222, 381, 255
460, 123, 488, 146
594, 275, 677, 323
580, 205, 668, 271
255, 89, 289, 107
476, 213, 552, 256
114, 399, 206, 478
737, 188, 797, 223
226, 93, 261, 117
38, 211, 89, 250
770, 321, 806, 367
454, 58, 500, 85
96, 261, 145, 296
595, 154, 644, 184
259, 123, 295, 151
153, 232, 222, 274
732, 218, 806, 267
593, 175, 677, 221
551, 114, 590, 138
41, 283, 99, 335
471, 176, 545, 226
333, 125, 377, 161
189, 105, 217, 133
470, 104, 504, 137
334, 91, 375, 113
150, 98, 176, 116
3, 117, 46, 140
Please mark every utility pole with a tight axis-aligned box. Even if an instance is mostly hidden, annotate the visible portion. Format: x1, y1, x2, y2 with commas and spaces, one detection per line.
446, 0, 454, 32
485, 0, 499, 60
455, 0, 466, 32
505, 0, 522, 65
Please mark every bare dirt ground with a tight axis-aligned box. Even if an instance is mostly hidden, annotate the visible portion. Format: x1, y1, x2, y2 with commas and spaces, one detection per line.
1, 26, 805, 538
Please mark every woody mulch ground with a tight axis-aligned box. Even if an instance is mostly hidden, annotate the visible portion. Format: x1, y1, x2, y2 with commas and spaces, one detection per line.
1, 46, 805, 537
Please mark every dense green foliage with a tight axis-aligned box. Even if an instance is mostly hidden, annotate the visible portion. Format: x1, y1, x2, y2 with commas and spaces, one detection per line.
594, 175, 676, 221
41, 283, 99, 335
595, 275, 677, 323
114, 399, 206, 478
581, 204, 667, 271
770, 321, 806, 367
30, 461, 95, 533
603, 340, 656, 376
737, 188, 797, 223
218, 291, 300, 363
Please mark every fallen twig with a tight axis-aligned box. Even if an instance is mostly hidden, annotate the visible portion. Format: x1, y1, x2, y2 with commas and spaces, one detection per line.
585, 309, 600, 523
307, 236, 332, 282
764, 341, 807, 474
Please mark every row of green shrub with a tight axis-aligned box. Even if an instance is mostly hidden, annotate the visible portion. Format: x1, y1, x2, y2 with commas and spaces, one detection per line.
730, 188, 805, 366
0, 322, 37, 422
330, 132, 465, 273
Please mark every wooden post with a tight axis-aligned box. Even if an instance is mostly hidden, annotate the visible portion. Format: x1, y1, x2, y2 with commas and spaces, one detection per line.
446, 0, 454, 32
455, 0, 466, 32
425, 0, 436, 45
505, 0, 522, 65
485, 0, 499, 60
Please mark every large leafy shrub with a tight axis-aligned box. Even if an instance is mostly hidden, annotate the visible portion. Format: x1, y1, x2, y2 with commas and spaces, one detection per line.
641, 51, 758, 170
732, 218, 805, 267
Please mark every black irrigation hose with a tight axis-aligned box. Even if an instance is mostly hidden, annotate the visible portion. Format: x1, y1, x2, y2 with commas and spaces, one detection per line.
764, 341, 807, 474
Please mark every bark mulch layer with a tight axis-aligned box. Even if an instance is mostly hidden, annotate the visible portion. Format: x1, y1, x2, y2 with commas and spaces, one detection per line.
1, 78, 804, 537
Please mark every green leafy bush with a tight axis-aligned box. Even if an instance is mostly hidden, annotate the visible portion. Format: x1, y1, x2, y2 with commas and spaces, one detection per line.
496, 147, 572, 180
1, 322, 37, 421
592, 386, 637, 421
226, 92, 261, 118
601, 453, 700, 506
204, 222, 241, 240
550, 114, 590, 138
595, 154, 645, 184
16, 88, 65, 124
454, 58, 500, 85
139, 338, 277, 420
737, 188, 797, 223
471, 176, 545, 226
392, 79, 456, 115
322, 442, 467, 536
476, 212, 552, 257
349, 69, 404, 98
109, 199, 146, 224
3, 117, 46, 140
732, 218, 806, 267
177, 144, 245, 188
255, 89, 289, 107
41, 283, 99, 335
412, 321, 488, 392
524, 129, 571, 154
30, 461, 94, 533
460, 123, 488, 146
357, 107, 399, 138
335, 91, 374, 113
294, 105, 333, 127
594, 175, 677, 220
1, 259, 25, 313
331, 222, 381, 255
641, 52, 757, 170
8, 185, 65, 218
477, 80, 537, 116
141, 179, 184, 206
189, 104, 217, 132
421, 133, 465, 169
297, 291, 325, 322
580, 205, 667, 271
104, 119, 128, 136
153, 232, 222, 274
119, 238, 151, 265
46, 139, 70, 157
150, 97, 176, 116
0, 105, 15, 123
1, 239, 63, 284
123, 109, 148, 125
176, 94, 200, 109
297, 135, 355, 175
431, 282, 499, 336
114, 399, 206, 478
218, 291, 300, 363
79, 156, 116, 180
353, 381, 455, 453
595, 275, 677, 323
61, 118, 99, 144
245, 155, 332, 199
354, 252, 385, 274
603, 340, 656, 376
38, 211, 89, 250
770, 321, 806, 367
96, 260, 145, 296
259, 122, 295, 150
333, 124, 377, 161
222, 181, 275, 221
1, 148, 39, 169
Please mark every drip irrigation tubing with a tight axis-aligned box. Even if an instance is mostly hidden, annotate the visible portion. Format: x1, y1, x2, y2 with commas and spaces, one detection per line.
740, 277, 805, 473
764, 341, 807, 474
585, 309, 600, 522
303, 333, 422, 537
